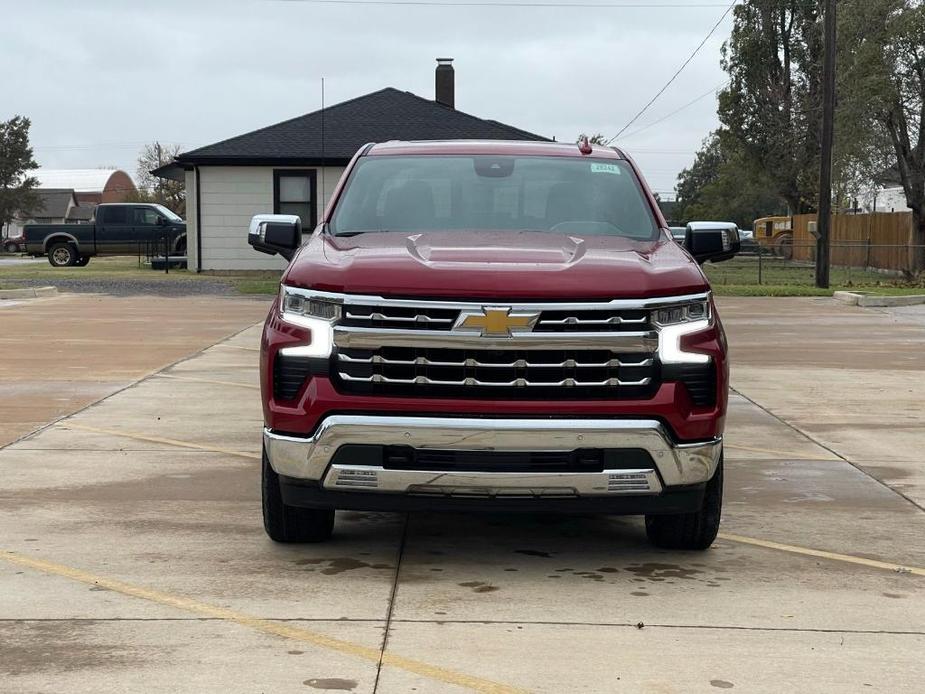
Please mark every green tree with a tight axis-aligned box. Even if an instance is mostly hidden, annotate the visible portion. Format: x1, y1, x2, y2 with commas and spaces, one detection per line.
132, 141, 185, 215
841, 0, 925, 272
675, 130, 784, 229
0, 116, 40, 229
717, 0, 824, 214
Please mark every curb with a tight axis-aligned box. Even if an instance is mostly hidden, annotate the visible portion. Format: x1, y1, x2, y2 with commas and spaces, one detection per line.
834, 291, 925, 307
0, 286, 58, 300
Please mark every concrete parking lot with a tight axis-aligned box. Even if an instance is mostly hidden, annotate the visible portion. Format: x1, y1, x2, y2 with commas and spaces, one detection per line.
1, 294, 923, 693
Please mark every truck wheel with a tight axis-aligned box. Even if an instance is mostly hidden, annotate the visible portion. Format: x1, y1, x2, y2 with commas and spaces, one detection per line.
48, 242, 78, 267
645, 455, 723, 550
3, 241, 18, 254
775, 234, 793, 260
75, 256, 90, 267
262, 446, 334, 543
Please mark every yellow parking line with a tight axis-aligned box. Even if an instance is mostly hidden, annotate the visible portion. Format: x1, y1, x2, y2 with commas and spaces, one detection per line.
156, 373, 260, 390
56, 422, 260, 460
0, 551, 525, 694
724, 443, 839, 461
718, 533, 925, 577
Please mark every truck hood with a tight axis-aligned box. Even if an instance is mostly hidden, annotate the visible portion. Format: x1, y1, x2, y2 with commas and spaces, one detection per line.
282, 230, 708, 300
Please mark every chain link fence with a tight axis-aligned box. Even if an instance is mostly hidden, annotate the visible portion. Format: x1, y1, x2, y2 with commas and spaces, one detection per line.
704, 242, 925, 288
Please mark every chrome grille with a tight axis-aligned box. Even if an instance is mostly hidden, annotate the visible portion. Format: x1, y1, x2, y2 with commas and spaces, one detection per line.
337, 303, 651, 333
334, 347, 658, 399
535, 309, 650, 332
341, 305, 458, 331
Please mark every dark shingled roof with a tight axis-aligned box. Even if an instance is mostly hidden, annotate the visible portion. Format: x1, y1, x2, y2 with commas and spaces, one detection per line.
31, 189, 76, 219
175, 87, 549, 164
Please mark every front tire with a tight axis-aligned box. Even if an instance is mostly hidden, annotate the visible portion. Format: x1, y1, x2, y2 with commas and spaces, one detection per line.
3, 241, 18, 254
48, 242, 78, 267
262, 446, 334, 543
645, 455, 723, 550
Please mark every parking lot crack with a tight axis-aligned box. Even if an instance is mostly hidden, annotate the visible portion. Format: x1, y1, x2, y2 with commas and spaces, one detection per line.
388, 618, 925, 635
372, 513, 410, 694
730, 387, 925, 513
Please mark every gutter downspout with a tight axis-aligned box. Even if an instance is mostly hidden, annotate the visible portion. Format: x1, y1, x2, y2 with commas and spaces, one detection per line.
195, 166, 202, 273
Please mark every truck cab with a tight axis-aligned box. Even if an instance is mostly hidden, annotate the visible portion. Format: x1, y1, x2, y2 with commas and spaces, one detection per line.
247, 140, 739, 550
24, 203, 186, 266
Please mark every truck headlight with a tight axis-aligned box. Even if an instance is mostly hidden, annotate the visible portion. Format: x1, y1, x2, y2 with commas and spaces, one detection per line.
278, 286, 340, 358
652, 299, 709, 326
654, 299, 712, 364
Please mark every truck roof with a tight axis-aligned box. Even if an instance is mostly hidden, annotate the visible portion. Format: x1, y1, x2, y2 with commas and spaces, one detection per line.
91, 202, 158, 207
366, 139, 627, 159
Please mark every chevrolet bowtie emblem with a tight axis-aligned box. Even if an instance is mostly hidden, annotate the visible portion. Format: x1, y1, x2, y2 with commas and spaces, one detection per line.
454, 307, 540, 337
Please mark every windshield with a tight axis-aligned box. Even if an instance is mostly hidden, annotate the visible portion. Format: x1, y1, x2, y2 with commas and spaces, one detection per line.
329, 155, 659, 240
154, 204, 183, 222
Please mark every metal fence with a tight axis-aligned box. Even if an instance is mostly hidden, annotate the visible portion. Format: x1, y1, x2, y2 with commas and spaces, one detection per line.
137, 236, 182, 273
705, 242, 925, 288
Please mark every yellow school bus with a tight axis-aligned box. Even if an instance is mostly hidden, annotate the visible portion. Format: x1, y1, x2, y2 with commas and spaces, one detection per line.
752, 215, 793, 257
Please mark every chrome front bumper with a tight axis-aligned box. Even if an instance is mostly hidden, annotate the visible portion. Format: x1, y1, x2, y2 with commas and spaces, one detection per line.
264, 416, 722, 498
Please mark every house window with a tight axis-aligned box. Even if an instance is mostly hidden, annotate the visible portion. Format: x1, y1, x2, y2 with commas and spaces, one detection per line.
274, 170, 317, 231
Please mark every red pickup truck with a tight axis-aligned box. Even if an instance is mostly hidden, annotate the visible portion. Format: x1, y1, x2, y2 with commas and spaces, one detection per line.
248, 140, 739, 550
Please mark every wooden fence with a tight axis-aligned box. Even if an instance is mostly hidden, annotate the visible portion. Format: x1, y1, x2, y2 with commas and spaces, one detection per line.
791, 212, 915, 272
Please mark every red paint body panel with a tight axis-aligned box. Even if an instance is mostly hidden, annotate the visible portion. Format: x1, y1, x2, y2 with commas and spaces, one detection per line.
367, 140, 625, 159
283, 231, 707, 300
262, 140, 728, 445
260, 297, 728, 443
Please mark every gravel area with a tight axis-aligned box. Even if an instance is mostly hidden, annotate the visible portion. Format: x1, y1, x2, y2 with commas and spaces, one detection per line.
2, 277, 244, 297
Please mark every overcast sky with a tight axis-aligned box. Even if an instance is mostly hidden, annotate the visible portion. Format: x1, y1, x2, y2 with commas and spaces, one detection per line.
2, 0, 734, 197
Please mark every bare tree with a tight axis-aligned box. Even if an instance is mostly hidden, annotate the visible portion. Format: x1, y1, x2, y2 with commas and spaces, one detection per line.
576, 133, 609, 145
130, 142, 185, 215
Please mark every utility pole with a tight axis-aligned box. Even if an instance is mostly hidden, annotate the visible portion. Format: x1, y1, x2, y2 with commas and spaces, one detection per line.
815, 0, 836, 288
155, 141, 163, 200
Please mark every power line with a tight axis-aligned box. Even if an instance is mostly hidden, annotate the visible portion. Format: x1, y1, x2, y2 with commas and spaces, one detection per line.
618, 80, 728, 141
606, 0, 737, 144
34, 142, 198, 151
280, 0, 732, 7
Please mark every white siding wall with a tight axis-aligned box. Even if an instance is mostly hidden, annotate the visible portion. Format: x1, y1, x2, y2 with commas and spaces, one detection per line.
184, 169, 199, 271
193, 165, 345, 271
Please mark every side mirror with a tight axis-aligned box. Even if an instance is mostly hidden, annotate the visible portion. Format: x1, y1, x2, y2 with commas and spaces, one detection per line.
155, 216, 167, 226
248, 214, 302, 260
684, 222, 741, 264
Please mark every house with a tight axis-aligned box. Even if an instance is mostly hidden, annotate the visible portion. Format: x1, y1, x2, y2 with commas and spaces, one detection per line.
34, 169, 137, 206
2, 189, 88, 239
3, 169, 138, 238
859, 169, 910, 213
28, 189, 79, 224
153, 59, 550, 271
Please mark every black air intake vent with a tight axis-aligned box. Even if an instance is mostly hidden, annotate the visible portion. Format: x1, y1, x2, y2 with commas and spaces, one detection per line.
273, 354, 314, 401
665, 362, 716, 407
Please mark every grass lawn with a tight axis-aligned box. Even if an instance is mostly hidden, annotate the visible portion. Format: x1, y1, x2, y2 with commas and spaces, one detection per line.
0, 256, 282, 295
705, 256, 925, 297
3, 253, 922, 299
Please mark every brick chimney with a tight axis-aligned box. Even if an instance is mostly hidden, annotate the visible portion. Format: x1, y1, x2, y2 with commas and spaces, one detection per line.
435, 58, 455, 109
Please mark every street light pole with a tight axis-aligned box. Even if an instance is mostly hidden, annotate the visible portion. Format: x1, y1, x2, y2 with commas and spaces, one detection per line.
815, 0, 836, 288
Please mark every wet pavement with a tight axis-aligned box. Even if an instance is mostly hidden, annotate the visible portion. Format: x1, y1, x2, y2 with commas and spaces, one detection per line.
0, 296, 923, 693
0, 294, 270, 447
